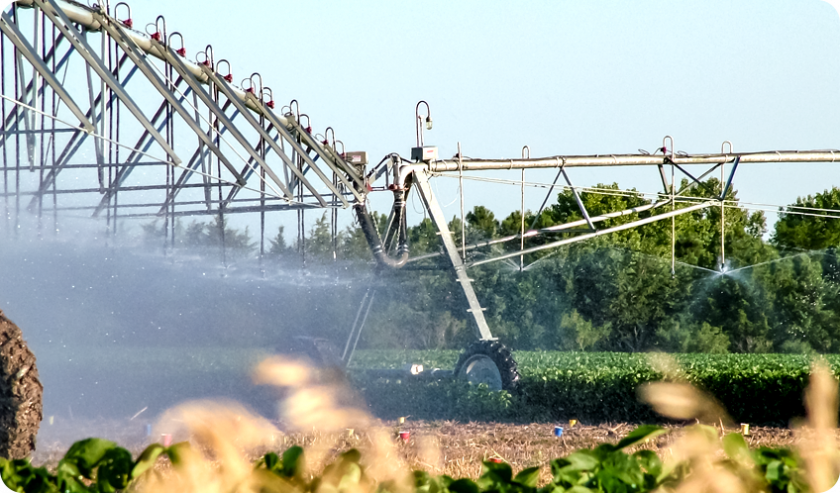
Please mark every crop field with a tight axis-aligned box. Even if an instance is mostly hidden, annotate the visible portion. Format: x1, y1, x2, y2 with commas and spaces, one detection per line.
15, 352, 840, 493
33, 347, 834, 424
350, 350, 830, 425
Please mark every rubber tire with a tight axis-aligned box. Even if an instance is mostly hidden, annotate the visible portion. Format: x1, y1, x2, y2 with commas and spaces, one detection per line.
454, 339, 520, 394
0, 311, 42, 459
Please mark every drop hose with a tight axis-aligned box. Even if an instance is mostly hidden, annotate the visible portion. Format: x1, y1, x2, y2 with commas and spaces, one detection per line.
353, 188, 409, 269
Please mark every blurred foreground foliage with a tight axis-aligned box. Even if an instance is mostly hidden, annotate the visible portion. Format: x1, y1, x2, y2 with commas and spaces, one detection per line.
0, 426, 811, 493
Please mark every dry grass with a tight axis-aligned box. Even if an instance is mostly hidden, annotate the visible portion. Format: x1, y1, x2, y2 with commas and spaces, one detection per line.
26, 356, 840, 491
32, 418, 840, 485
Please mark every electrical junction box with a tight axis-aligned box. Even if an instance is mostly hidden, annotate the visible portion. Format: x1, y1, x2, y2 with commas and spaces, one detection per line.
411, 146, 438, 163
344, 151, 368, 165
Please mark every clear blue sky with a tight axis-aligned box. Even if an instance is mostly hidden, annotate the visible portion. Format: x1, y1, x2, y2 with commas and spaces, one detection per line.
48, 0, 840, 235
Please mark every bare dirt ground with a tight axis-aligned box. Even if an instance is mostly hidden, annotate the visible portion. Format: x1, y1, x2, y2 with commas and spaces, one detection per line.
31, 417, 826, 483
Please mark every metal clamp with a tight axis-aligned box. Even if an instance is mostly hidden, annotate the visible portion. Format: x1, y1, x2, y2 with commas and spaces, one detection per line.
721, 140, 733, 154
522, 145, 530, 159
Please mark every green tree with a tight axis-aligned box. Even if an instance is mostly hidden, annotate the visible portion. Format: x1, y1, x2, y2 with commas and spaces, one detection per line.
303, 212, 337, 260
557, 309, 612, 351
772, 187, 840, 251
268, 225, 288, 256
466, 205, 499, 240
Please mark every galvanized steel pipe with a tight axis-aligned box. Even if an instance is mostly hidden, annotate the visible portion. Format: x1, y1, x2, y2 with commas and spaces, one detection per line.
429, 150, 840, 172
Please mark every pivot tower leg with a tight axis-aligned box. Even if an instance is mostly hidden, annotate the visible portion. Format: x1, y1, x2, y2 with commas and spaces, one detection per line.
412, 169, 494, 340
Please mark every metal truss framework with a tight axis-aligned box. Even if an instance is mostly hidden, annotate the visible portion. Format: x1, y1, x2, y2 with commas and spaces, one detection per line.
0, 0, 364, 258
5, 0, 840, 344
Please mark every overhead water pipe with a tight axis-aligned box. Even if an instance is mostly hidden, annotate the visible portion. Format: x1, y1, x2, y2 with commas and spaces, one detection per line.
428, 149, 840, 171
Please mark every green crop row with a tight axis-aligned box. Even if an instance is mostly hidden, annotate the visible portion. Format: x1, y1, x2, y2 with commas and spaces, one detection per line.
351, 351, 837, 423
0, 425, 810, 493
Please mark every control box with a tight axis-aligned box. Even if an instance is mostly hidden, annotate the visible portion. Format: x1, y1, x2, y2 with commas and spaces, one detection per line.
411, 146, 438, 163
344, 151, 368, 165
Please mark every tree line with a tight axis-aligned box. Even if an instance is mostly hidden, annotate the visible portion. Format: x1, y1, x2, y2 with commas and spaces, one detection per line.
142, 180, 840, 354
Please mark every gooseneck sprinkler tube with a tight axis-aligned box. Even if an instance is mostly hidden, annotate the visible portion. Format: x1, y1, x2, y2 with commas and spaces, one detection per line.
353, 188, 409, 268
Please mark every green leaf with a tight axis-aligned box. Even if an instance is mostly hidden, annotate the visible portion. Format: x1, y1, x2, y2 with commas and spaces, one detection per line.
563, 451, 600, 471
448, 478, 480, 493
566, 487, 596, 493
615, 425, 668, 450
165, 441, 193, 467
96, 447, 133, 492
722, 432, 752, 465
261, 451, 280, 472
633, 449, 661, 471
482, 460, 513, 482
131, 443, 165, 479
61, 437, 118, 478
282, 445, 305, 479
514, 466, 541, 488
340, 448, 361, 464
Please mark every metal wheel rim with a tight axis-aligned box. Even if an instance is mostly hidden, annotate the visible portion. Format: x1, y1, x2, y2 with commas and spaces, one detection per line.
459, 354, 503, 391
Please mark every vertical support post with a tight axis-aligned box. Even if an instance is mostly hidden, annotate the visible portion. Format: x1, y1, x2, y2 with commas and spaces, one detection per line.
520, 146, 530, 271
13, 5, 20, 234
719, 141, 732, 271
332, 171, 338, 261
664, 135, 675, 276
671, 162, 675, 276
345, 290, 376, 368
36, 10, 45, 233
1, 26, 7, 233
720, 161, 725, 270
413, 168, 494, 341
458, 142, 465, 259
520, 170, 525, 271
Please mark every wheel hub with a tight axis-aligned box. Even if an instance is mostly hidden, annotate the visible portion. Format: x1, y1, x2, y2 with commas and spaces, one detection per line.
458, 354, 503, 391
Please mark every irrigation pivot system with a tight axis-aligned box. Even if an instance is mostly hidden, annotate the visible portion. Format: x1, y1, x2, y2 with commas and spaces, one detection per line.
3, 0, 840, 455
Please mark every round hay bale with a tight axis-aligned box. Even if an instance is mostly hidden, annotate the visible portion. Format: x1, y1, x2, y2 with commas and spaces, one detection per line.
0, 310, 42, 458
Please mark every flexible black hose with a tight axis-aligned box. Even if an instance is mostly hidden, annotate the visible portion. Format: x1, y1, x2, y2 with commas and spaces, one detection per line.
353, 190, 409, 268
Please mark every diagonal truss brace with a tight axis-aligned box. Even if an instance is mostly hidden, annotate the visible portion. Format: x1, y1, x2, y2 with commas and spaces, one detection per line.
259, 108, 366, 204
0, 12, 94, 134
469, 200, 715, 268
93, 14, 252, 188
560, 169, 595, 230
123, 32, 298, 199
172, 58, 332, 207
412, 168, 494, 340
34, 0, 181, 166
